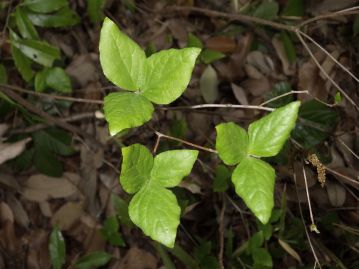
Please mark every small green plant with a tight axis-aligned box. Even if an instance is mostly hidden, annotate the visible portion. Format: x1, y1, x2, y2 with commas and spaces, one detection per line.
99, 18, 300, 248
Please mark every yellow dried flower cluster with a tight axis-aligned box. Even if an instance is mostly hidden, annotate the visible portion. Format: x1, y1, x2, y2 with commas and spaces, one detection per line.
307, 154, 326, 187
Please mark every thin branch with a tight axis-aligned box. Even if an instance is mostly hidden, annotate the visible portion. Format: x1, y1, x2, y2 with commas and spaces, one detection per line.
325, 166, 359, 187
299, 31, 359, 84
153, 130, 217, 153
302, 163, 319, 233
1, 84, 104, 104
295, 30, 359, 111
260, 90, 309, 106
1, 88, 102, 145
337, 138, 359, 160
161, 104, 274, 112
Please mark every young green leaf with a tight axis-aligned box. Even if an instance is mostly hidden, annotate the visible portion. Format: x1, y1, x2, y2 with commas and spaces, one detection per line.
129, 182, 181, 248
35, 67, 72, 93
15, 7, 39, 40
280, 31, 296, 64
99, 17, 146, 91
213, 164, 231, 192
187, 33, 203, 48
216, 122, 248, 165
120, 144, 154, 194
200, 49, 225, 64
11, 38, 61, 67
49, 227, 66, 269
282, 0, 304, 17
23, 0, 67, 13
104, 92, 154, 135
248, 101, 300, 157
252, 1, 279, 20
142, 48, 201, 104
75, 251, 112, 269
26, 7, 80, 27
232, 157, 275, 224
150, 150, 198, 187
252, 248, 273, 267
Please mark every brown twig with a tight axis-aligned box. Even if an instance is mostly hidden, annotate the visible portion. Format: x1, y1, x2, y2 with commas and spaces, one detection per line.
161, 104, 274, 112
0, 84, 104, 104
260, 90, 309, 106
1, 88, 101, 145
153, 130, 217, 154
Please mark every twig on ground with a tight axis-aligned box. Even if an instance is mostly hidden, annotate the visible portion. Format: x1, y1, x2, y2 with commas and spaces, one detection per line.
260, 90, 309, 106
153, 130, 217, 154
1, 84, 104, 104
337, 138, 359, 160
218, 196, 226, 269
161, 104, 274, 112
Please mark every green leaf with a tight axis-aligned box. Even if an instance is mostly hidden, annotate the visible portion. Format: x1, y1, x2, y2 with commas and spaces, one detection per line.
34, 146, 63, 176
200, 65, 219, 103
142, 48, 201, 104
129, 182, 181, 248
201, 49, 225, 64
232, 157, 275, 224
104, 92, 154, 135
75, 251, 112, 269
252, 248, 273, 267
280, 32, 296, 64
187, 33, 203, 48
111, 194, 132, 227
15, 7, 39, 39
265, 81, 293, 108
0, 64, 7, 83
87, 0, 105, 23
33, 128, 75, 156
120, 144, 153, 194
49, 227, 66, 269
26, 7, 80, 27
23, 0, 67, 13
335, 92, 342, 104
99, 17, 146, 91
248, 101, 300, 157
292, 100, 337, 149
213, 164, 231, 192
101, 216, 125, 246
10, 32, 34, 81
36, 67, 72, 93
215, 122, 248, 165
150, 150, 198, 187
252, 1, 279, 20
282, 0, 305, 17
11, 38, 61, 67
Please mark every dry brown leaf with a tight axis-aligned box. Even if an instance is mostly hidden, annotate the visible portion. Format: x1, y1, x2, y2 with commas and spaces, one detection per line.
272, 34, 295, 76
6, 193, 29, 228
319, 50, 340, 80
205, 36, 236, 53
66, 54, 97, 87
51, 201, 84, 230
231, 83, 249, 105
0, 172, 21, 191
114, 247, 157, 269
0, 137, 31, 165
336, 134, 355, 168
326, 180, 346, 207
0, 202, 14, 224
311, 0, 358, 15
22, 173, 79, 202
200, 65, 219, 103
278, 238, 302, 263
246, 51, 274, 75
293, 162, 316, 188
0, 124, 8, 137
327, 147, 345, 168
240, 77, 271, 97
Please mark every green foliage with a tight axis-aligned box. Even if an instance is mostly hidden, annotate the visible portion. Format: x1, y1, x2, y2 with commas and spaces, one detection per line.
292, 100, 337, 149
100, 18, 201, 135
0, 64, 7, 83
216, 102, 300, 223
280, 32, 296, 64
265, 81, 293, 108
23, 0, 68, 13
49, 227, 66, 269
213, 164, 231, 192
26, 7, 80, 27
120, 144, 198, 247
282, 0, 305, 17
86, 0, 105, 23
252, 1, 279, 20
101, 216, 126, 247
35, 67, 72, 93
74, 251, 112, 269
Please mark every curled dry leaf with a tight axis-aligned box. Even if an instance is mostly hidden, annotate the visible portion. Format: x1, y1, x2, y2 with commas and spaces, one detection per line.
6, 193, 30, 228
0, 202, 14, 224
0, 137, 32, 165
240, 77, 271, 97
65, 54, 97, 87
326, 180, 346, 207
205, 36, 236, 53
246, 51, 274, 76
0, 172, 21, 191
22, 173, 79, 202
